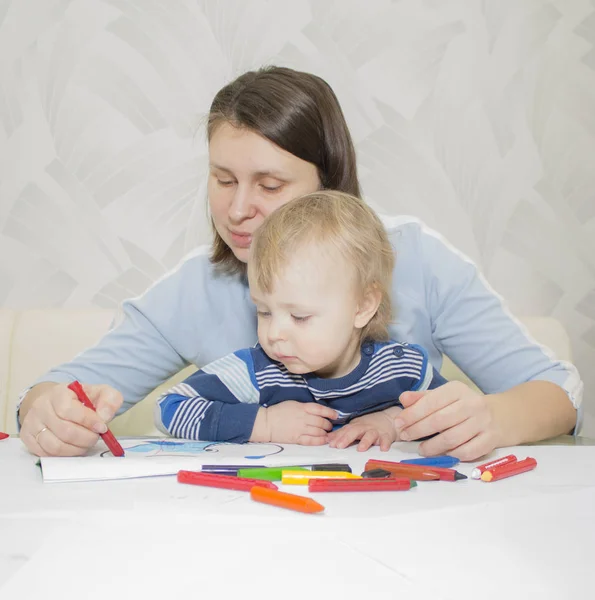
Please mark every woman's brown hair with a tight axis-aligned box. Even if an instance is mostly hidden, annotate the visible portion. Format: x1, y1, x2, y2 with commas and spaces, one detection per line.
208, 66, 361, 275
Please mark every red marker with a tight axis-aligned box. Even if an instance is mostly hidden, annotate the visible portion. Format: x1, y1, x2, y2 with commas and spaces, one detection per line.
471, 454, 517, 479
481, 457, 537, 482
0, 432, 9, 440
365, 459, 466, 481
178, 470, 278, 491
411, 465, 468, 482
68, 381, 125, 457
309, 477, 416, 492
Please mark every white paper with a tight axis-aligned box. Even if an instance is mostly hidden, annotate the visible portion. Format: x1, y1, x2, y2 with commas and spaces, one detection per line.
38, 437, 381, 483
342, 486, 595, 600
0, 516, 442, 600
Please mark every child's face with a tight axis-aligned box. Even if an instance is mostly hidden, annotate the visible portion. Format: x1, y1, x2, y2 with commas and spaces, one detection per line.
250, 244, 365, 378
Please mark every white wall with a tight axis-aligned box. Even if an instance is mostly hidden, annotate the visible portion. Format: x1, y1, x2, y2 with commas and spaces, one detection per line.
1, 0, 594, 434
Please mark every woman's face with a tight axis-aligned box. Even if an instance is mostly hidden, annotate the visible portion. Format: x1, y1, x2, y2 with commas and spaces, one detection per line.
208, 122, 321, 262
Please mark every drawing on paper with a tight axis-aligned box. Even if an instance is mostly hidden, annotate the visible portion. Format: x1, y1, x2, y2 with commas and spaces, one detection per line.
99, 439, 284, 459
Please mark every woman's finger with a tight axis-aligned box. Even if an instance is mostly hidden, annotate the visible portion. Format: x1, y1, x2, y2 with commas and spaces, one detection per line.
444, 432, 494, 462
399, 400, 467, 442
417, 417, 479, 457
84, 384, 124, 422
395, 382, 466, 432
44, 409, 100, 450
398, 391, 426, 408
21, 415, 51, 457
32, 420, 89, 457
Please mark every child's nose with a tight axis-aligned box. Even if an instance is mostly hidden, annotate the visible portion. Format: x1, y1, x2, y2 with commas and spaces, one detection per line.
267, 319, 286, 343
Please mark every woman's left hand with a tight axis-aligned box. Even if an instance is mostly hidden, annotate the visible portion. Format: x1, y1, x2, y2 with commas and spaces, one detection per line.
394, 382, 501, 461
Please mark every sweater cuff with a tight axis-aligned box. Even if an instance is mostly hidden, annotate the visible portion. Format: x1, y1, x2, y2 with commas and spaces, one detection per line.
201, 402, 261, 443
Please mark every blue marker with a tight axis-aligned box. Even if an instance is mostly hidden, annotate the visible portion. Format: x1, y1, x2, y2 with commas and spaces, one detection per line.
400, 455, 460, 468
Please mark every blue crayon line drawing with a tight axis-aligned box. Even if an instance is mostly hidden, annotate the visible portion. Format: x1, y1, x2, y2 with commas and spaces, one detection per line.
100, 439, 284, 459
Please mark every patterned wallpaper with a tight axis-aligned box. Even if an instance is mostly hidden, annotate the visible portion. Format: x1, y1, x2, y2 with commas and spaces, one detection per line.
1, 0, 594, 434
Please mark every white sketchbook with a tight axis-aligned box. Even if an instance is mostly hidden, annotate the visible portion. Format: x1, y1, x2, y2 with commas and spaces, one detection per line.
38, 437, 381, 483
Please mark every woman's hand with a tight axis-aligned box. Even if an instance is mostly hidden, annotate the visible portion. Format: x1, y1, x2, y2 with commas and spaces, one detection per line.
328, 407, 403, 452
394, 382, 500, 461
19, 382, 123, 457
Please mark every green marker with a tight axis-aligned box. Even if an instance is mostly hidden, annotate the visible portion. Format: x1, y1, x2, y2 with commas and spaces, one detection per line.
237, 466, 307, 481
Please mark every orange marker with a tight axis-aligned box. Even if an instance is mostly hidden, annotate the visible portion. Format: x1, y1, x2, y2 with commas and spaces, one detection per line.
250, 486, 325, 514
481, 457, 537, 482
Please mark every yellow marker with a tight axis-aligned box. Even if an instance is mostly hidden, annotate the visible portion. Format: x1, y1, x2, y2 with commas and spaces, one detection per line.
281, 470, 362, 485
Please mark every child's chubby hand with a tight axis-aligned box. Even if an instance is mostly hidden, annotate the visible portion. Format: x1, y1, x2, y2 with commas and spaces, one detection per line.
327, 406, 403, 452
252, 401, 337, 446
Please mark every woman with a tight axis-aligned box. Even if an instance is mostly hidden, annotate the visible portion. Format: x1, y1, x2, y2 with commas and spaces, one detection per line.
18, 66, 581, 459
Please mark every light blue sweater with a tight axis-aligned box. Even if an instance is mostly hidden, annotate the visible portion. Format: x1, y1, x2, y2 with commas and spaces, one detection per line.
30, 216, 584, 430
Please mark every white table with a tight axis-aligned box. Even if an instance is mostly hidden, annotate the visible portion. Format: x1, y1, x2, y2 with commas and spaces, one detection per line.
2, 436, 594, 600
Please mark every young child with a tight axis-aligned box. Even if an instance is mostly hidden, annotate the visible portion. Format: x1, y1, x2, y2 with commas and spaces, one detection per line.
155, 191, 447, 451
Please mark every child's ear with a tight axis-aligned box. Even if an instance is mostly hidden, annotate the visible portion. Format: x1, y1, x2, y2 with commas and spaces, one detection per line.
354, 285, 382, 329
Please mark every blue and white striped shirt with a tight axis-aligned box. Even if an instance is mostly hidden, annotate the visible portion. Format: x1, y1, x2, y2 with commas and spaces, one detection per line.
155, 340, 447, 442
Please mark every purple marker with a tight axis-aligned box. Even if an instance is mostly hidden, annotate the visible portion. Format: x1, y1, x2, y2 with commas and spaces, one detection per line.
200, 464, 267, 475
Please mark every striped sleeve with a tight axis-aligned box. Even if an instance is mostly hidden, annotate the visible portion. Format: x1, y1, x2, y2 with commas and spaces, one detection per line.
154, 351, 261, 442
408, 344, 448, 391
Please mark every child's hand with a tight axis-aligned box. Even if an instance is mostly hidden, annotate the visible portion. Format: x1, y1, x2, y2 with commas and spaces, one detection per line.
327, 407, 402, 452
255, 401, 337, 446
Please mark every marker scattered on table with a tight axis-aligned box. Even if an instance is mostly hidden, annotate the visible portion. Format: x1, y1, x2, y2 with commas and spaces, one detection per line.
178, 470, 278, 491
411, 465, 467, 482
237, 467, 307, 481
201, 463, 352, 476
365, 459, 466, 481
0, 431, 9, 440
250, 486, 325, 514
480, 457, 537, 482
361, 468, 393, 479
400, 455, 460, 468
282, 471, 362, 485
309, 477, 416, 493
471, 454, 517, 480
67, 381, 125, 457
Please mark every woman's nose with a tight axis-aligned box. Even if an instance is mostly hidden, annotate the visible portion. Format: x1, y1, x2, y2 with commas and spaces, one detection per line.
228, 185, 257, 223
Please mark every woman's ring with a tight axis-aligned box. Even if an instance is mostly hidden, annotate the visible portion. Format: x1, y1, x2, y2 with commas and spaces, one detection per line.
34, 426, 49, 444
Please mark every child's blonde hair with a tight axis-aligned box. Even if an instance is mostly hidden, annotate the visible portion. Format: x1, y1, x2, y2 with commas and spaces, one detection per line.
248, 190, 395, 341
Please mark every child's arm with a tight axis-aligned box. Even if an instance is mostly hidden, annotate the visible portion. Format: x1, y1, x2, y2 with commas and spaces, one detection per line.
251, 401, 337, 445
155, 350, 261, 443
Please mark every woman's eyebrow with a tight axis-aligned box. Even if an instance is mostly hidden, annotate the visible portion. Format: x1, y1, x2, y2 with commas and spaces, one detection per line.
211, 163, 290, 179
252, 170, 289, 179
209, 163, 233, 173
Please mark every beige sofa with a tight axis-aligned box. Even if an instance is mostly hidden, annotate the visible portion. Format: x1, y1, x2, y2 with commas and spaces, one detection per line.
0, 308, 573, 436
